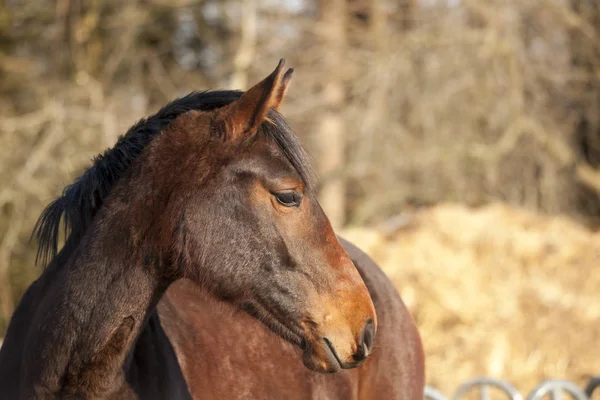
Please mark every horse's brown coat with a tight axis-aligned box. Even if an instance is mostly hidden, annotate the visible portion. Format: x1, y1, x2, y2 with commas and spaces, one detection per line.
159, 237, 425, 400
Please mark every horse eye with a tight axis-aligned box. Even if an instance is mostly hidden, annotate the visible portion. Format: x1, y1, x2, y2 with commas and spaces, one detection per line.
275, 192, 302, 207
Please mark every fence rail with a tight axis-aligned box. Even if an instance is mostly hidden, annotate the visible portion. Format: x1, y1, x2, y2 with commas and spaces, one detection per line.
426, 377, 600, 400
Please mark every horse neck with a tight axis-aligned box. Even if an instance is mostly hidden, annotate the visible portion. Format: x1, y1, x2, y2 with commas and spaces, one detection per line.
19, 209, 173, 397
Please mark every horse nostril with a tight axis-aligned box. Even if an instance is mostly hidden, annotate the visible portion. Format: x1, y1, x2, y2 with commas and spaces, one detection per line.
353, 319, 375, 362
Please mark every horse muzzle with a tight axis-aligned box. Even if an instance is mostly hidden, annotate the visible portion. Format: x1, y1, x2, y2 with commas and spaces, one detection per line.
302, 318, 376, 373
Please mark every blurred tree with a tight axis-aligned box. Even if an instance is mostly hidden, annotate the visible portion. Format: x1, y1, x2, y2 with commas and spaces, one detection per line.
228, 0, 257, 90
315, 0, 347, 229
570, 0, 600, 222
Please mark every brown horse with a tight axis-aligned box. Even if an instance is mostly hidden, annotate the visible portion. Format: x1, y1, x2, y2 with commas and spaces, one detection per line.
158, 236, 424, 399
0, 60, 424, 399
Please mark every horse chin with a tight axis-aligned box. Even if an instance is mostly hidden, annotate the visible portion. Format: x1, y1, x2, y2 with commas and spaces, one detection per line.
242, 303, 343, 373
301, 339, 342, 373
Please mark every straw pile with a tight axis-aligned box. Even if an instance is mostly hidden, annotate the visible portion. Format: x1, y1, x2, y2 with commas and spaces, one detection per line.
341, 203, 600, 397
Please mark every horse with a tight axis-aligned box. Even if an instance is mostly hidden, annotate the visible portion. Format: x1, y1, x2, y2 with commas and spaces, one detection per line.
0, 59, 424, 399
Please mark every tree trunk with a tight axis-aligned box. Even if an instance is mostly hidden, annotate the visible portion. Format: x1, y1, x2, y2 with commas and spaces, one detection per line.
229, 0, 257, 90
570, 0, 600, 220
316, 0, 347, 230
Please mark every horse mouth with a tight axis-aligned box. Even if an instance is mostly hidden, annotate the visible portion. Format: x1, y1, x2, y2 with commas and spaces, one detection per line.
323, 338, 343, 370
324, 337, 367, 369
302, 336, 369, 373
300, 337, 342, 373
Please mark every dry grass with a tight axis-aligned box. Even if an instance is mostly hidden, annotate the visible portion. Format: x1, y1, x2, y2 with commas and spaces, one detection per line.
341, 203, 600, 396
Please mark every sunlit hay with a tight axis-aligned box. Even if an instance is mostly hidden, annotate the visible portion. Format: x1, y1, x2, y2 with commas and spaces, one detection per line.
341, 203, 600, 396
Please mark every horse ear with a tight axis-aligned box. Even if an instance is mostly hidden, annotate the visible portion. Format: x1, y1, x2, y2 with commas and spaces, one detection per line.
220, 58, 293, 141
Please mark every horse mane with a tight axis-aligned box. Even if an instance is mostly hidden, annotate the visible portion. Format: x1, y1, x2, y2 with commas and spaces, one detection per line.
33, 90, 314, 266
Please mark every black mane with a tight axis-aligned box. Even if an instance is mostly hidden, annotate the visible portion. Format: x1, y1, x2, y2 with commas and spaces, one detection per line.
33, 90, 314, 266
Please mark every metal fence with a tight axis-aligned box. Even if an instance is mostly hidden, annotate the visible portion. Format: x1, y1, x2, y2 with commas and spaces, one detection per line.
425, 377, 600, 400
